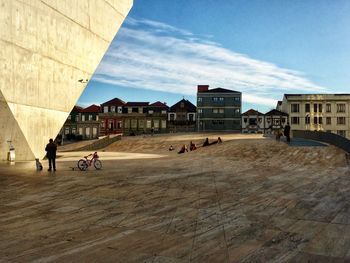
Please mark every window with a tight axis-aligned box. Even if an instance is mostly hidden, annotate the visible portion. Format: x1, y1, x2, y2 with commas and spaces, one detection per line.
198, 109, 203, 114
188, 114, 195, 121
337, 130, 346, 137
291, 104, 300, 113
197, 97, 202, 102
319, 117, 323, 124
96, 115, 99, 121
148, 110, 154, 114
75, 115, 79, 122
103, 106, 108, 113
326, 104, 331, 113
81, 115, 85, 121
131, 119, 137, 128
305, 116, 310, 124
161, 110, 167, 114
313, 104, 318, 113
213, 97, 218, 102
249, 118, 257, 125
234, 97, 240, 101
313, 117, 318, 124
337, 104, 346, 113
85, 127, 90, 136
111, 106, 116, 112
78, 128, 83, 135
161, 120, 167, 129
146, 120, 152, 128
64, 127, 70, 135
88, 115, 92, 121
93, 127, 97, 137
305, 104, 310, 113
212, 120, 224, 125
118, 107, 123, 113
291, 117, 299, 124
219, 108, 224, 114
337, 117, 346, 125
124, 120, 129, 128
326, 117, 331, 125
101, 121, 105, 128
169, 113, 175, 121
72, 128, 76, 134
139, 120, 144, 128
319, 104, 323, 113
219, 97, 224, 101
213, 108, 218, 114
234, 108, 240, 114
153, 120, 159, 128
132, 107, 138, 113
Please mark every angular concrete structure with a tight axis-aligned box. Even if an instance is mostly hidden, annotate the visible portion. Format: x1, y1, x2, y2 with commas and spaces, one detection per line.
0, 0, 133, 160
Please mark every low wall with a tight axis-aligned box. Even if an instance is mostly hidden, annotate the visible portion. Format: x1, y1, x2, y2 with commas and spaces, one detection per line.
75, 135, 121, 152
293, 130, 350, 153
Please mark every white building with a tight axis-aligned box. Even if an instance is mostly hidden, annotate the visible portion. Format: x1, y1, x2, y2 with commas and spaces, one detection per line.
241, 109, 265, 133
281, 94, 350, 139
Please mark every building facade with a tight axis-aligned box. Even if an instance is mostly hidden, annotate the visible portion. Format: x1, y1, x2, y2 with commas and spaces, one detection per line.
99, 98, 125, 136
168, 99, 196, 132
264, 109, 289, 133
197, 85, 241, 131
281, 94, 350, 139
123, 101, 168, 135
78, 105, 101, 139
241, 109, 265, 133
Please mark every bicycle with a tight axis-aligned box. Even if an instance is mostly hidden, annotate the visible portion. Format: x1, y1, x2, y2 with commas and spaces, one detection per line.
77, 152, 102, 171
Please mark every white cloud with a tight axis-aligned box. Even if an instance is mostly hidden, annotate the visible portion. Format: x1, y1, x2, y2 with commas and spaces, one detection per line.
93, 17, 326, 107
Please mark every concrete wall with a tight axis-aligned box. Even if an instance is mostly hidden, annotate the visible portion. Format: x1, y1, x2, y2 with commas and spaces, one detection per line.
0, 0, 133, 160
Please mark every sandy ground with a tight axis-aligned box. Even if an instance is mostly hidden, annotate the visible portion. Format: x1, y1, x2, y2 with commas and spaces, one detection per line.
0, 133, 349, 262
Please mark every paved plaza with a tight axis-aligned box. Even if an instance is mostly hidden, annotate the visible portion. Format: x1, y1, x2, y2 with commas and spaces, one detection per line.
0, 136, 350, 262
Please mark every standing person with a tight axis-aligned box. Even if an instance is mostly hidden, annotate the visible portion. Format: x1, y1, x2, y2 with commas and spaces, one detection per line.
284, 122, 291, 143
45, 138, 57, 171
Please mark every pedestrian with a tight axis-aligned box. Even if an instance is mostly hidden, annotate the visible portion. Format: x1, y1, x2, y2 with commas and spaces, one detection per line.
284, 122, 291, 143
45, 138, 57, 171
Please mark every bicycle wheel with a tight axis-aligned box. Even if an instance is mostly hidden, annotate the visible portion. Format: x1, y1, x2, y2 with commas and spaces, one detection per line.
94, 159, 102, 170
78, 159, 88, 171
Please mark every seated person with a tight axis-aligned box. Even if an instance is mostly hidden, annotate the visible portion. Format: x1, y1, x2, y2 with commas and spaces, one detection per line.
202, 138, 210, 147
169, 145, 174, 151
190, 141, 197, 151
178, 144, 188, 154
218, 137, 222, 143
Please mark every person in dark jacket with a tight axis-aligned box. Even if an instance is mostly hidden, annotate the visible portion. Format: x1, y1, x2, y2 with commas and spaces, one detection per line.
284, 122, 291, 143
45, 138, 57, 171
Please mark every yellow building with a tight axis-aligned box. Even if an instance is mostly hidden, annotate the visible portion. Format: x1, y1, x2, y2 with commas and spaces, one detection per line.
281, 94, 350, 139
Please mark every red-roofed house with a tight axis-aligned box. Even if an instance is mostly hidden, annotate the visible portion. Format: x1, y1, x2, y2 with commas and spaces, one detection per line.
99, 98, 125, 135
241, 109, 265, 133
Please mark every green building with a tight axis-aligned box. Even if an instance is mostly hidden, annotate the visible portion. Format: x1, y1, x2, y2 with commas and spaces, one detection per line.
197, 85, 242, 131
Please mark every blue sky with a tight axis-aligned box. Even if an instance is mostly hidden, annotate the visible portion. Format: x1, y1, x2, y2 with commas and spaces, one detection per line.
78, 0, 350, 112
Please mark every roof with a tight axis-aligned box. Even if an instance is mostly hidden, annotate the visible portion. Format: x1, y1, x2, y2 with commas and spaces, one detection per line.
81, 104, 101, 113
265, 109, 289, 116
169, 99, 196, 112
72, 106, 84, 112
101, 98, 125, 106
149, 101, 168, 108
125, 102, 149, 107
284, 93, 350, 99
241, 109, 264, 116
198, 87, 241, 94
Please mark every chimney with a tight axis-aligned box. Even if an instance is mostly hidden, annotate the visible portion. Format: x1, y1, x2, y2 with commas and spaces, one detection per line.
197, 85, 209, 92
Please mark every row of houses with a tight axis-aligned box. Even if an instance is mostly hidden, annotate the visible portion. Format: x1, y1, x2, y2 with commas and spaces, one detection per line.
60, 85, 350, 140
61, 98, 197, 139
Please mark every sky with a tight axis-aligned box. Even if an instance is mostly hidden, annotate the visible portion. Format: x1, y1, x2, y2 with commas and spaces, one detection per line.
78, 0, 350, 112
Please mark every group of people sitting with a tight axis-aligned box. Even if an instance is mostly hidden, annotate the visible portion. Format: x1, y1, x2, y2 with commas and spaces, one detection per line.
169, 137, 223, 154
